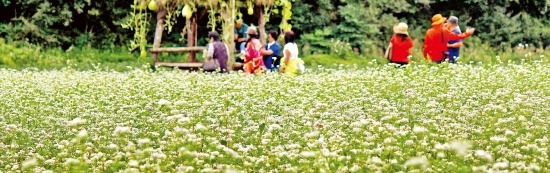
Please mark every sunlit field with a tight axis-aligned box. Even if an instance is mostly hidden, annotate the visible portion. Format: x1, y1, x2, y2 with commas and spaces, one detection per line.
1, 63, 549, 172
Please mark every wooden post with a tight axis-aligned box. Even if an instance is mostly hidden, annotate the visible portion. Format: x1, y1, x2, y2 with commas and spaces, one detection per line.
228, 0, 236, 71
152, 9, 168, 64
186, 17, 193, 62
187, 15, 198, 62
193, 15, 198, 57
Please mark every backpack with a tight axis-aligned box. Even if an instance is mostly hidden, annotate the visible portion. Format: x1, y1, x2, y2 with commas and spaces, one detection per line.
297, 58, 305, 73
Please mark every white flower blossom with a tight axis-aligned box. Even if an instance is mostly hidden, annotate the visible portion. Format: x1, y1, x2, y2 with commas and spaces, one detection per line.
527, 163, 541, 172
412, 126, 428, 134
492, 162, 509, 170
304, 131, 320, 138
137, 138, 151, 145
300, 151, 316, 158
195, 123, 206, 131
404, 156, 429, 170
449, 141, 472, 156
113, 126, 131, 136
67, 118, 86, 127
158, 99, 171, 105
22, 159, 38, 169
128, 160, 139, 167
108, 143, 118, 150
474, 150, 493, 161
437, 152, 445, 158
63, 158, 79, 166
76, 129, 88, 139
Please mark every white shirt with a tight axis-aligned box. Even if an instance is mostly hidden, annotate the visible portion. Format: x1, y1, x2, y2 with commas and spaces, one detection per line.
283, 43, 299, 60
267, 41, 276, 49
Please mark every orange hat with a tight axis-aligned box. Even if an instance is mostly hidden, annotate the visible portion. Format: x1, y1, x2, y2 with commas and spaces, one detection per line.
431, 14, 447, 26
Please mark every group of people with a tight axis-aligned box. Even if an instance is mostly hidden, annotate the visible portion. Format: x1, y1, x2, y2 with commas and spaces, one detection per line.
204, 20, 304, 76
206, 14, 474, 73
386, 14, 476, 66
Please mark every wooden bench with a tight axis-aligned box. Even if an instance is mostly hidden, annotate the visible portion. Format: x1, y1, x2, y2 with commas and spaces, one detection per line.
149, 47, 206, 53
150, 47, 204, 70
150, 46, 242, 71
155, 62, 243, 71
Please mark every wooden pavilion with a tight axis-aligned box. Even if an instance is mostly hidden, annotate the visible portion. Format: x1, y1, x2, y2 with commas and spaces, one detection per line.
148, 1, 269, 71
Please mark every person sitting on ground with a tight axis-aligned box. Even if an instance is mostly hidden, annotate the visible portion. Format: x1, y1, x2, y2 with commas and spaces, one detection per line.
446, 16, 463, 63
234, 19, 249, 53
204, 31, 230, 73
243, 26, 266, 74
424, 14, 475, 63
386, 22, 413, 67
261, 30, 281, 72
279, 31, 304, 76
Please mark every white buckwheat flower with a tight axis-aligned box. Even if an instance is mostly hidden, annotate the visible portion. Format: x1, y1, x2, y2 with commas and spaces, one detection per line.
404, 156, 429, 170
475, 150, 493, 161
76, 129, 88, 139
158, 99, 171, 105
21, 159, 38, 169
113, 126, 131, 136
67, 118, 86, 127
412, 126, 428, 134
300, 151, 316, 158
492, 162, 509, 170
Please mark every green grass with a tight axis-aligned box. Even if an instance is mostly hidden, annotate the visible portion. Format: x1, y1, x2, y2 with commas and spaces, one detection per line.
0, 39, 207, 71
1, 38, 549, 72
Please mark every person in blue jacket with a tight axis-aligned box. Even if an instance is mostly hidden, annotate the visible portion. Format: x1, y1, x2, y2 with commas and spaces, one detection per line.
446, 16, 463, 63
261, 30, 281, 71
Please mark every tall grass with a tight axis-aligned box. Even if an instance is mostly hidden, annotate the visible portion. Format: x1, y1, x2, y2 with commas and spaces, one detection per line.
1, 38, 548, 71
302, 37, 549, 68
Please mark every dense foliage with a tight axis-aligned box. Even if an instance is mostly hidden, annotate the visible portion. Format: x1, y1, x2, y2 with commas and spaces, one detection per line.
293, 0, 550, 55
0, 0, 134, 49
1, 0, 549, 53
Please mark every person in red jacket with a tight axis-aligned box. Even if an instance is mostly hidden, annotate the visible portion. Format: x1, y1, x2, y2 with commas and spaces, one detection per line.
389, 22, 413, 66
424, 14, 476, 63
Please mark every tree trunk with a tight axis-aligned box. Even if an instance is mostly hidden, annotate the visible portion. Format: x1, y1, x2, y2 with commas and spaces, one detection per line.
222, 0, 237, 72
193, 15, 198, 51
257, 6, 266, 44
152, 9, 168, 63
187, 15, 198, 62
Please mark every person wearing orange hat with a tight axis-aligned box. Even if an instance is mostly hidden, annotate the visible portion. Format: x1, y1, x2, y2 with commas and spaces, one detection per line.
424, 14, 475, 63
386, 22, 413, 67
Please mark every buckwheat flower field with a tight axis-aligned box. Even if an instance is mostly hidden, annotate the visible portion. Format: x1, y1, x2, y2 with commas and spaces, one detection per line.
1, 63, 549, 172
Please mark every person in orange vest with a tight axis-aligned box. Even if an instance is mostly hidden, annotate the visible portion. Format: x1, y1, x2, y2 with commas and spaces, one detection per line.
424, 14, 476, 63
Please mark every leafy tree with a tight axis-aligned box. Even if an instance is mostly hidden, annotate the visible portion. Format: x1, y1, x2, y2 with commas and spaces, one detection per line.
0, 0, 134, 49
1, 0, 549, 53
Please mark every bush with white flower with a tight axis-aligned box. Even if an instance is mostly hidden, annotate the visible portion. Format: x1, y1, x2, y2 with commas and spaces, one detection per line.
0, 62, 549, 172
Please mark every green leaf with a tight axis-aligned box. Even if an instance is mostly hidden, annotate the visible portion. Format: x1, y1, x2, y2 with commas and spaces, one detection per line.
259, 123, 266, 134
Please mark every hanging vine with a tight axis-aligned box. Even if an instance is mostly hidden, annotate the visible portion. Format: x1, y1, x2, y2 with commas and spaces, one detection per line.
278, 0, 293, 32
121, 0, 151, 60
123, 0, 294, 59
